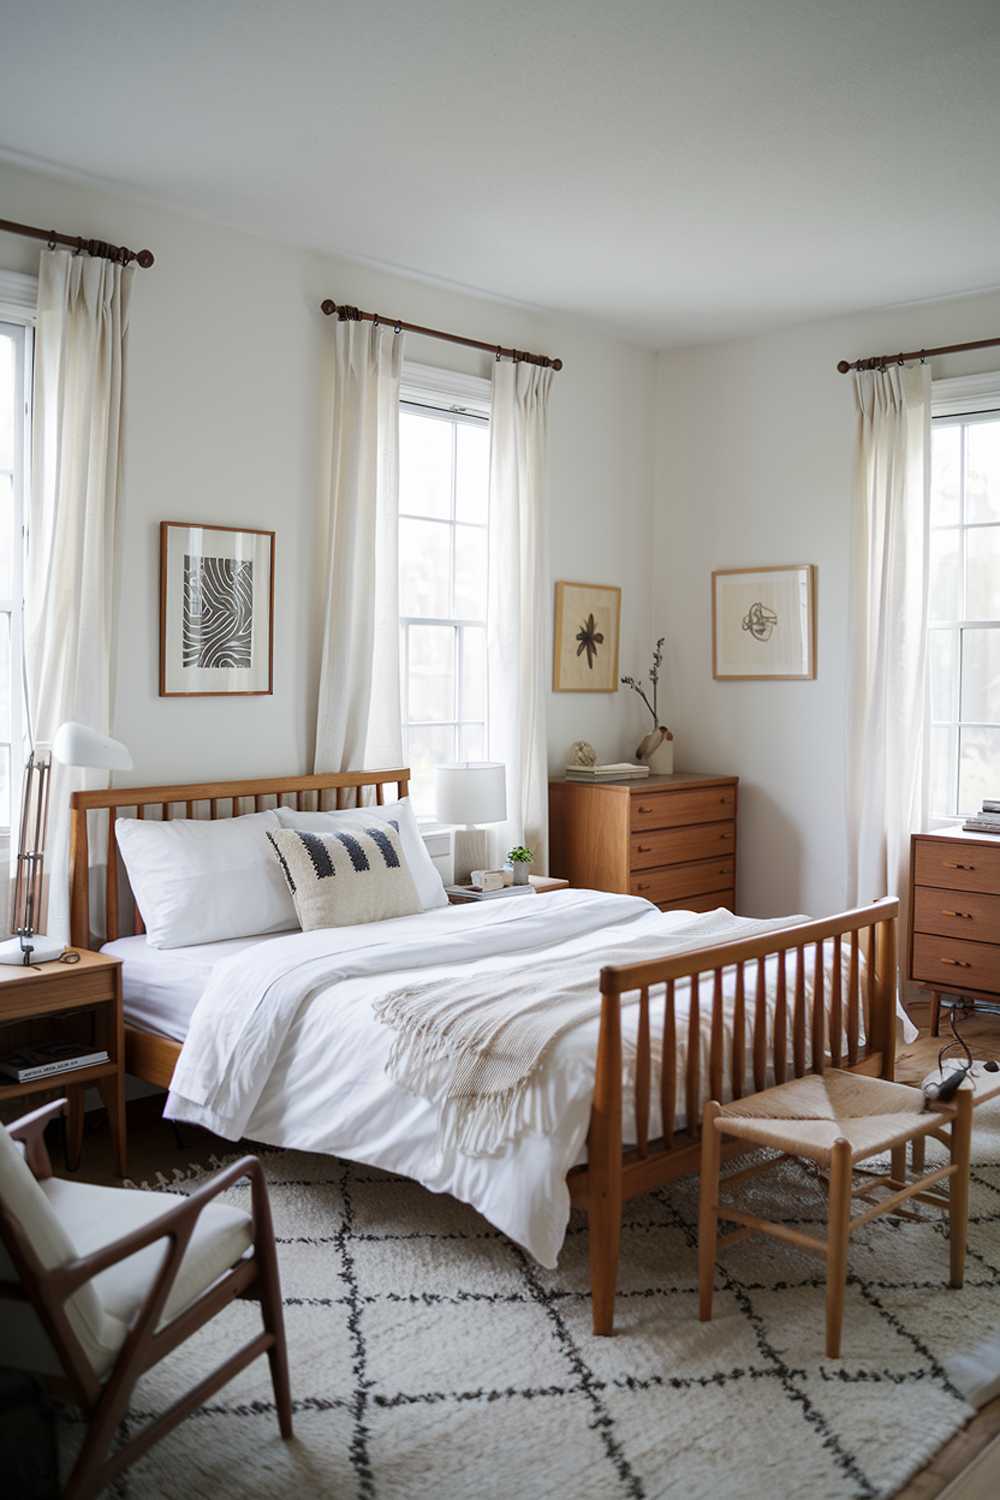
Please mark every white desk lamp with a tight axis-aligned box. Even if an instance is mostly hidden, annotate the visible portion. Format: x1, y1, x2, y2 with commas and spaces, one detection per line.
434, 762, 507, 884
0, 721, 132, 965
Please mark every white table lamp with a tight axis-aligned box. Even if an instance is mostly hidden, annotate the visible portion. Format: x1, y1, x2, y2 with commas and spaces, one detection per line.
1, 721, 133, 965
434, 762, 507, 884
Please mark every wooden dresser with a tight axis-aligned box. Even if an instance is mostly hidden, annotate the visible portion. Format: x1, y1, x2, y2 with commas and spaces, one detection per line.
549, 772, 738, 912
910, 826, 1000, 1035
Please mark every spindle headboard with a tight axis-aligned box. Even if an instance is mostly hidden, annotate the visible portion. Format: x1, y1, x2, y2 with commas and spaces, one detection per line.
68, 768, 410, 950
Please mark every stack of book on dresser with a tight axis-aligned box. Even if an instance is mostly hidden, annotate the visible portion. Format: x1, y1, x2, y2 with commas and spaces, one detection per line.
963, 799, 1000, 835
565, 762, 649, 781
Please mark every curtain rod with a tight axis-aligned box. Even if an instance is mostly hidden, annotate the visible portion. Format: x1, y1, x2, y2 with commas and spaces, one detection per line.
0, 216, 155, 268
320, 298, 562, 371
836, 333, 1000, 374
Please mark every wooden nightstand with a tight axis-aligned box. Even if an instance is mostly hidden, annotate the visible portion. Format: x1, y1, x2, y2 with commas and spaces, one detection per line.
0, 950, 125, 1176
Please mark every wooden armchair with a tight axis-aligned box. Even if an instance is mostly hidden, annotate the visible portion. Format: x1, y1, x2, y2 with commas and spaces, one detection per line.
0, 1100, 292, 1499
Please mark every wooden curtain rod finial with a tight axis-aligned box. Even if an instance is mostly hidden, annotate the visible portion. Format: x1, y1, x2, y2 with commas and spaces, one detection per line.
837, 360, 852, 373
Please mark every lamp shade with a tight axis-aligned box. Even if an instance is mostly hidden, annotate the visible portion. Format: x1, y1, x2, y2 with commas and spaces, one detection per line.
51, 721, 133, 772
434, 762, 507, 826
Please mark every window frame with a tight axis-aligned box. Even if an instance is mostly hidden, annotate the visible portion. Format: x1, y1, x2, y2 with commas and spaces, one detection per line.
0, 312, 33, 855
927, 372, 1000, 825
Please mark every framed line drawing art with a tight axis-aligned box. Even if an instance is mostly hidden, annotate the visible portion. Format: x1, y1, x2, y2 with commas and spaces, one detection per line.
160, 521, 275, 696
712, 564, 815, 680
553, 580, 621, 692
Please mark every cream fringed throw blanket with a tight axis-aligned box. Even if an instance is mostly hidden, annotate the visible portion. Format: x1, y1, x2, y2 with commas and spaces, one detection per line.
374, 912, 798, 1157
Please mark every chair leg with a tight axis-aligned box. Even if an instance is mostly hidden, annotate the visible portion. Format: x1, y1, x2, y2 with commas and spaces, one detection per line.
949, 1089, 973, 1289
929, 992, 942, 1037
911, 1134, 926, 1176
698, 1102, 722, 1323
890, 1144, 907, 1185
825, 1138, 853, 1359
254, 1196, 293, 1438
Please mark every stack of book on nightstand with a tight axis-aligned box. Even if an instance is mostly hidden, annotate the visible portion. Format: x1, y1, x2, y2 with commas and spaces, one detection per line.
565, 762, 650, 781
963, 799, 1000, 835
0, 1040, 109, 1084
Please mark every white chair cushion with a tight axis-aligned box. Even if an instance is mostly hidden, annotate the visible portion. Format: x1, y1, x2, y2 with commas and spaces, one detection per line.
0, 1124, 127, 1379
40, 1178, 253, 1330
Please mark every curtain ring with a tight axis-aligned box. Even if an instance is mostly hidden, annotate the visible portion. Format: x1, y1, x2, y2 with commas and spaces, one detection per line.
496, 346, 502, 362
920, 350, 927, 364
394, 320, 401, 335
46, 232, 57, 250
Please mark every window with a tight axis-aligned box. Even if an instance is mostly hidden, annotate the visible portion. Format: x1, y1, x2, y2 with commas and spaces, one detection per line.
0, 318, 31, 845
398, 366, 491, 812
928, 379, 1000, 819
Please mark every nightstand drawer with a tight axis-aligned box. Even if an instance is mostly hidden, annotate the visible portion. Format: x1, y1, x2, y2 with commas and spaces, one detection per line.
914, 840, 1000, 895
912, 933, 1000, 995
630, 785, 735, 833
913, 887, 1000, 944
631, 857, 735, 904
659, 888, 735, 914
631, 821, 735, 870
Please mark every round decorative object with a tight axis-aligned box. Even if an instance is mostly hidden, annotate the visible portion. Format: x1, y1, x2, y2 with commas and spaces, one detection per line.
567, 740, 597, 768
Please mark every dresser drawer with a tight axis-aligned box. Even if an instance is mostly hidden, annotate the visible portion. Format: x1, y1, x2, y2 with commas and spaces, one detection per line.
659, 888, 735, 914
631, 857, 735, 905
913, 886, 1000, 944
912, 933, 1000, 996
914, 839, 1000, 895
631, 821, 735, 870
630, 785, 735, 833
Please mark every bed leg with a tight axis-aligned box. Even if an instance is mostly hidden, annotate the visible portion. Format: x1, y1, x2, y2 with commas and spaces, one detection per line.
589, 988, 623, 1336
589, 1189, 622, 1336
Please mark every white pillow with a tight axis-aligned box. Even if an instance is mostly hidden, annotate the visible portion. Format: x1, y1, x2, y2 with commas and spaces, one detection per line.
275, 797, 447, 911
267, 823, 421, 930
115, 810, 297, 949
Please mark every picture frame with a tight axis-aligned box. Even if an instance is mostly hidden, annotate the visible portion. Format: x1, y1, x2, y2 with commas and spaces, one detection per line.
159, 521, 275, 697
712, 564, 815, 681
553, 580, 621, 692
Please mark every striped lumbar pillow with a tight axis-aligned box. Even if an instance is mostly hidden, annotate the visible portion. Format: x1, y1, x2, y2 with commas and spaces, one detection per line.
266, 822, 421, 930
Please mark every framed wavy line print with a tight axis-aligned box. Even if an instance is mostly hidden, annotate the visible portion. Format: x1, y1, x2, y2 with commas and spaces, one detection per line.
159, 521, 275, 696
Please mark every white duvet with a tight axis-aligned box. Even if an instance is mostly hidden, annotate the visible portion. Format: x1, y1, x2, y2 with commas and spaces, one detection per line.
165, 890, 859, 1266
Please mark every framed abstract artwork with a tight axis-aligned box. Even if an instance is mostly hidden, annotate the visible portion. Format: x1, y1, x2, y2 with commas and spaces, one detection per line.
553, 580, 621, 692
159, 521, 275, 696
712, 564, 815, 680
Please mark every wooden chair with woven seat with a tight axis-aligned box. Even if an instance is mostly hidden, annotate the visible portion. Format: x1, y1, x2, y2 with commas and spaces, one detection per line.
698, 1068, 974, 1357
0, 1098, 293, 1500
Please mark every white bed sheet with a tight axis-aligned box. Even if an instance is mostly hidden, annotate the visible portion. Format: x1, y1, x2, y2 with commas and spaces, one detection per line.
102, 931, 289, 1040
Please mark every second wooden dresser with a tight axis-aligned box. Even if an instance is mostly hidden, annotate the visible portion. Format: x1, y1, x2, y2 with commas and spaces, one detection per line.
549, 772, 738, 912
910, 826, 1000, 1035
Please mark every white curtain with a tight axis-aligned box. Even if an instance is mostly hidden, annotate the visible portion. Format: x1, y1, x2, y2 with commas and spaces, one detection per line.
315, 318, 404, 775
25, 250, 131, 942
487, 360, 552, 870
846, 363, 930, 1028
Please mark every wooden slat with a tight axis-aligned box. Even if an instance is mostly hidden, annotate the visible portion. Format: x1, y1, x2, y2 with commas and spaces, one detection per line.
661, 978, 676, 1149
185, 800, 194, 818
105, 814, 119, 943
336, 788, 345, 811
731, 962, 745, 1101
865, 922, 876, 1039
686, 972, 701, 1139
793, 946, 807, 1077
254, 795, 264, 813
709, 968, 724, 1104
376, 783, 385, 806
753, 956, 767, 1092
847, 930, 860, 1066
635, 986, 650, 1157
812, 939, 825, 1074
162, 802, 171, 821
136, 804, 145, 820
293, 791, 301, 811
830, 934, 842, 1068
210, 799, 220, 819
773, 949, 787, 1084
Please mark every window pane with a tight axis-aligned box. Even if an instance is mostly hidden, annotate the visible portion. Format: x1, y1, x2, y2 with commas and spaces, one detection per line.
965, 420, 1000, 525
405, 723, 456, 815
460, 723, 485, 761
931, 423, 960, 527
461, 626, 486, 721
0, 333, 14, 473
965, 525, 1000, 620
456, 422, 489, 524
929, 725, 958, 817
929, 528, 961, 622
399, 411, 452, 519
399, 517, 451, 617
454, 523, 487, 620
962, 629, 1000, 723
959, 726, 1000, 815
929, 629, 958, 722
0, 472, 13, 600
406, 624, 454, 722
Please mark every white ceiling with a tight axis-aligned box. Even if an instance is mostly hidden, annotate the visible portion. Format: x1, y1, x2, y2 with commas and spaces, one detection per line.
3, 0, 1000, 348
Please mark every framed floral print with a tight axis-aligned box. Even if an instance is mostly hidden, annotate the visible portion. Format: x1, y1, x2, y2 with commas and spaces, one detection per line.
553, 580, 621, 692
159, 521, 275, 696
712, 564, 815, 680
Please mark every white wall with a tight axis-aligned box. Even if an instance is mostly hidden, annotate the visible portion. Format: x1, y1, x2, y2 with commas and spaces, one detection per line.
0, 158, 656, 791
655, 287, 1000, 918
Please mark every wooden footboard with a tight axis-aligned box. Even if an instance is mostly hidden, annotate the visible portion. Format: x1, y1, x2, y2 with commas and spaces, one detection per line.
574, 897, 899, 1334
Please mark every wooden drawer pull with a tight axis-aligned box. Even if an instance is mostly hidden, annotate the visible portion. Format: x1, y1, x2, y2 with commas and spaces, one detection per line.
942, 910, 975, 920
945, 862, 976, 871
637, 844, 652, 854
637, 806, 653, 815
941, 958, 971, 968
637, 882, 651, 893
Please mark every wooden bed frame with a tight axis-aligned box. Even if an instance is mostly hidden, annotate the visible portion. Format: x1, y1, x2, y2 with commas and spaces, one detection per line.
69, 767, 899, 1335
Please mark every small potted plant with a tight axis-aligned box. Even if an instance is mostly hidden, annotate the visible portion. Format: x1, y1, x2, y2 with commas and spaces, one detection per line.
507, 846, 534, 885
622, 635, 674, 774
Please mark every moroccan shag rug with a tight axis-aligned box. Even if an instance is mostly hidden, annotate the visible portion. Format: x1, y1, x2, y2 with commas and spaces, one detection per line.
66, 1101, 1000, 1500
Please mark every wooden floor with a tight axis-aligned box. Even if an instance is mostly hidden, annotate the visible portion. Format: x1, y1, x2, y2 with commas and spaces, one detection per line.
43, 996, 1000, 1500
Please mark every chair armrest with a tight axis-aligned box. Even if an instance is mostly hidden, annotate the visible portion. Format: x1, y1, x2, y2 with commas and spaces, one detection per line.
7, 1099, 67, 1180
